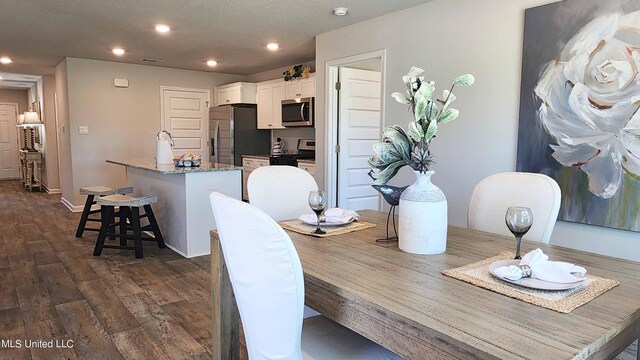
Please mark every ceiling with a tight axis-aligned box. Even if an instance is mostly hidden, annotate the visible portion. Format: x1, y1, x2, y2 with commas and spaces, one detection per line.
0, 0, 431, 76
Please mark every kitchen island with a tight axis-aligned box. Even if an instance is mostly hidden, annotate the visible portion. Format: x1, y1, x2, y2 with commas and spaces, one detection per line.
107, 159, 242, 258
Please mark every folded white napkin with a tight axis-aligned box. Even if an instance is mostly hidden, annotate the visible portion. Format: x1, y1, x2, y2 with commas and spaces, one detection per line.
324, 208, 360, 223
494, 248, 587, 284
298, 208, 360, 224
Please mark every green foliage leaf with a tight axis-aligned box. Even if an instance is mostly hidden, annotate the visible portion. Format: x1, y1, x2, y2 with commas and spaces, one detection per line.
407, 121, 424, 142
372, 142, 400, 163
425, 120, 438, 142
453, 74, 475, 87
402, 75, 411, 88
391, 92, 410, 104
418, 81, 434, 101
414, 94, 428, 121
370, 160, 407, 185
438, 108, 459, 124
407, 67, 425, 78
383, 125, 411, 161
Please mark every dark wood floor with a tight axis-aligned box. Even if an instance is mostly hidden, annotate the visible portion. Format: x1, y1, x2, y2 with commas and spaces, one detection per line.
0, 180, 212, 359
0, 179, 637, 359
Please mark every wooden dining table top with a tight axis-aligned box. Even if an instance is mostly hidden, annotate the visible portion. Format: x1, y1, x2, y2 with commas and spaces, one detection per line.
210, 210, 640, 359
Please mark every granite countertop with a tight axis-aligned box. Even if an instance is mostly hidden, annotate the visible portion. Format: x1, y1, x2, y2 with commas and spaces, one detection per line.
107, 159, 242, 174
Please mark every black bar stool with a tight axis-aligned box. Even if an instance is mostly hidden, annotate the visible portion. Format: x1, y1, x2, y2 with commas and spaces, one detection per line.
93, 194, 166, 259
75, 186, 133, 237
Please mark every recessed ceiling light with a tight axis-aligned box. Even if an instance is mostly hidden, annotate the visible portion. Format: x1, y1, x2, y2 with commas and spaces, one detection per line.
266, 43, 279, 51
155, 24, 171, 33
0, 57, 12, 64
206, 60, 218, 67
333, 7, 349, 16
0, 76, 3, 79
112, 48, 126, 56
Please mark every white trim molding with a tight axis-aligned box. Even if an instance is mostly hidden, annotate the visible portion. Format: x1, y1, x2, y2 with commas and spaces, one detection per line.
324, 49, 387, 209
43, 184, 62, 194
61, 197, 83, 212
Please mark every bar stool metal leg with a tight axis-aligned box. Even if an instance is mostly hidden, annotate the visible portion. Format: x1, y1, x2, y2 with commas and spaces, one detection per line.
131, 207, 143, 259
144, 204, 166, 248
76, 194, 96, 237
119, 207, 129, 247
93, 206, 114, 256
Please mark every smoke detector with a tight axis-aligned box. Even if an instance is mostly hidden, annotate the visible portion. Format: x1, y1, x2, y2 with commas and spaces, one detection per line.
333, 7, 348, 16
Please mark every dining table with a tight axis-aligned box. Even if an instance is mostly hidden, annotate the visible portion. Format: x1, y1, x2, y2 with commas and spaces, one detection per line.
210, 210, 640, 359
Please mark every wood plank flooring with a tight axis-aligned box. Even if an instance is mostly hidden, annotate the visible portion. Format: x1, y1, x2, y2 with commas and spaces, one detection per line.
0, 179, 637, 359
0, 180, 212, 359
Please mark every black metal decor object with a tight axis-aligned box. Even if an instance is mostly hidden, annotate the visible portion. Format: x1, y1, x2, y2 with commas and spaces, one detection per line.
371, 184, 408, 243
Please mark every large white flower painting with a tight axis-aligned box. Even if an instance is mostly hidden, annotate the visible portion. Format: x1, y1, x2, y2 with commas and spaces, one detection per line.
535, 11, 640, 199
517, 0, 640, 232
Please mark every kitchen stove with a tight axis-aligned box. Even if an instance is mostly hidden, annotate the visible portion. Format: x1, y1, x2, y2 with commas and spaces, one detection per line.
269, 139, 315, 166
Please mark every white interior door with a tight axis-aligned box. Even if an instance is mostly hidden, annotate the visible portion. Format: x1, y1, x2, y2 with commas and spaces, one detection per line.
337, 68, 382, 210
162, 88, 210, 157
0, 103, 19, 179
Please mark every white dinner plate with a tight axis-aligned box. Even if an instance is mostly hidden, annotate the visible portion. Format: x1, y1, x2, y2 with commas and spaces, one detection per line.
488, 260, 588, 291
301, 218, 355, 227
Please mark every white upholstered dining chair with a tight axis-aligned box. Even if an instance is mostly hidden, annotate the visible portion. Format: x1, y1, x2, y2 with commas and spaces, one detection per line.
468, 172, 561, 244
248, 165, 321, 318
209, 192, 401, 360
248, 165, 318, 221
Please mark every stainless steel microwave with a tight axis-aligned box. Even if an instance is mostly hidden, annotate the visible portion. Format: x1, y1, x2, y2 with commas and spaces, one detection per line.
282, 97, 314, 127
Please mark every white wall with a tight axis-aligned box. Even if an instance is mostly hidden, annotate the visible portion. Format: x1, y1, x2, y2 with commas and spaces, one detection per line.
315, 0, 640, 261
62, 58, 217, 206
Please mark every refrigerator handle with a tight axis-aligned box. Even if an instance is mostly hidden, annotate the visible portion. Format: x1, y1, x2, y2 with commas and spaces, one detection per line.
212, 122, 220, 163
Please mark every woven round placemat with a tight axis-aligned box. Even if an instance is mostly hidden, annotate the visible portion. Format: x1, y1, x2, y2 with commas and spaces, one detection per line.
442, 252, 619, 313
279, 220, 376, 238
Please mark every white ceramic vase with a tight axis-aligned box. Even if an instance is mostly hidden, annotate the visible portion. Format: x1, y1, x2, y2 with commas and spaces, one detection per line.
398, 170, 447, 254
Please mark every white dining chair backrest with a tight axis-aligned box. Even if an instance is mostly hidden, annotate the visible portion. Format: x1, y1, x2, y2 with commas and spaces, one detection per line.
468, 172, 561, 244
248, 165, 318, 221
210, 192, 304, 360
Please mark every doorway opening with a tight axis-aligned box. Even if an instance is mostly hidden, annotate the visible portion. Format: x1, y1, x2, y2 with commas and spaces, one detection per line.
325, 50, 386, 210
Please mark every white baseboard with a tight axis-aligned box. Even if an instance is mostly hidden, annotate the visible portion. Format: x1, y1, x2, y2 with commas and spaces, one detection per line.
163, 242, 210, 258
43, 185, 61, 194
61, 197, 83, 212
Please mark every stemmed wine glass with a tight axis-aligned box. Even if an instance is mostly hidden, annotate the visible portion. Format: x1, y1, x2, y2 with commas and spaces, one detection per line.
505, 207, 533, 260
308, 190, 327, 235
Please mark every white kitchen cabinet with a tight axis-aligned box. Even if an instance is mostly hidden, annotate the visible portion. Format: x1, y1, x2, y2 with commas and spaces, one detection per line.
242, 157, 269, 200
285, 74, 315, 100
215, 82, 257, 106
256, 80, 286, 129
298, 162, 315, 177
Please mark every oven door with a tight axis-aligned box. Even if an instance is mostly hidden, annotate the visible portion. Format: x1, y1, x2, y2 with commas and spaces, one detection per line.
282, 98, 313, 127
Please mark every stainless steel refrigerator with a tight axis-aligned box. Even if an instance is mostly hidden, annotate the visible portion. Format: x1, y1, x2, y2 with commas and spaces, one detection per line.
209, 104, 270, 165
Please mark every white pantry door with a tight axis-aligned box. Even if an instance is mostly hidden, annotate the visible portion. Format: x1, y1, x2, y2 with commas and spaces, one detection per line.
161, 88, 210, 157
0, 103, 19, 179
337, 68, 382, 210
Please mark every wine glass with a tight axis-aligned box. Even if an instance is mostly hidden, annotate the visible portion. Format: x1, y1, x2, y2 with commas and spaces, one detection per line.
505, 207, 533, 260
308, 190, 327, 235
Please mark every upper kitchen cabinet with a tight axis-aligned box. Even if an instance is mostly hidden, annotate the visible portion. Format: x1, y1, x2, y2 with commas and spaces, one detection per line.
256, 79, 286, 129
215, 82, 257, 106
285, 73, 315, 100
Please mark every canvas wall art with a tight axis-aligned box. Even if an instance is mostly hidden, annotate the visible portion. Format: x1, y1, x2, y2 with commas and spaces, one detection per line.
517, 0, 640, 231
